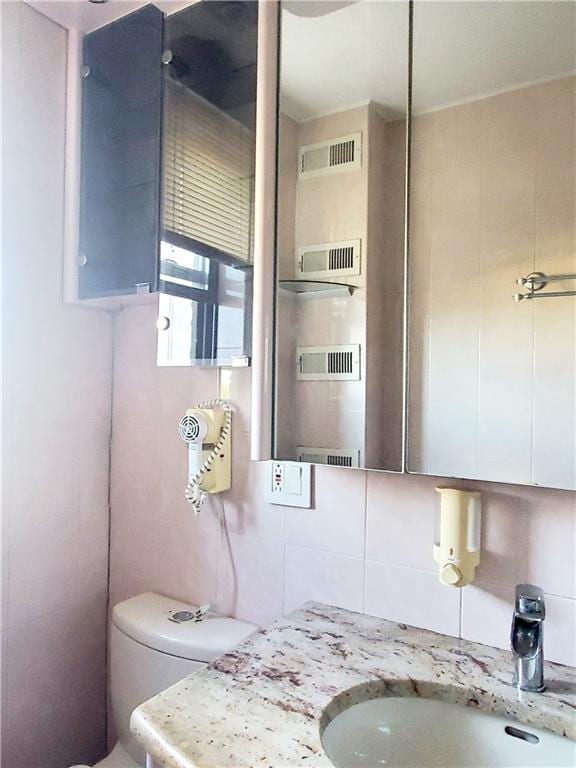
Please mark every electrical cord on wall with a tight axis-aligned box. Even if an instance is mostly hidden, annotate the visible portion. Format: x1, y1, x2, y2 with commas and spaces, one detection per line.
184, 399, 232, 514
211, 493, 237, 615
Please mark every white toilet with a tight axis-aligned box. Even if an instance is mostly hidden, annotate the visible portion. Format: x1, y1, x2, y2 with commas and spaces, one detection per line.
72, 592, 256, 768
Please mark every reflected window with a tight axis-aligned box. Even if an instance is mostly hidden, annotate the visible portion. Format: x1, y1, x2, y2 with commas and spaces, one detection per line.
157, 0, 257, 367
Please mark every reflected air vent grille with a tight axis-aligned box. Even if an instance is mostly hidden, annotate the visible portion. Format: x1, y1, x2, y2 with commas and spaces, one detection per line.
298, 133, 362, 178
297, 447, 361, 468
297, 345, 361, 381
297, 239, 361, 278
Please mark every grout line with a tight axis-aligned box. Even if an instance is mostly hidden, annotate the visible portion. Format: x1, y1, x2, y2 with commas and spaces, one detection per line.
103, 313, 116, 751
362, 472, 369, 612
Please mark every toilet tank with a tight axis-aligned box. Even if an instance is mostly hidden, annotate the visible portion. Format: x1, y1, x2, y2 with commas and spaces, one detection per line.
111, 593, 257, 764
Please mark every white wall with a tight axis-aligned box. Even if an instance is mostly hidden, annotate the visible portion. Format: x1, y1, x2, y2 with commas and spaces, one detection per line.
1, 4, 113, 766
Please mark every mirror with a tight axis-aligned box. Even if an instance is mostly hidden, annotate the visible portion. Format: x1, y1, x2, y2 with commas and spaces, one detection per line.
157, 1, 257, 367
408, 1, 576, 489
273, 0, 409, 470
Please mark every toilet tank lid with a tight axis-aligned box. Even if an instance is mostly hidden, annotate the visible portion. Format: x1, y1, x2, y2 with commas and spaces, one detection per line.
112, 592, 257, 662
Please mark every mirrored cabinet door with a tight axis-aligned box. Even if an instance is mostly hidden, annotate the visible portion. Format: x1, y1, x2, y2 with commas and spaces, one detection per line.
273, 0, 410, 470
407, 1, 576, 489
157, 0, 257, 367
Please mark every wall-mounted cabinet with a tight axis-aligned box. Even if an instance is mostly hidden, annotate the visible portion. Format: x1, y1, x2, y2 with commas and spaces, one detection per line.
79, 5, 163, 299
77, 1, 258, 367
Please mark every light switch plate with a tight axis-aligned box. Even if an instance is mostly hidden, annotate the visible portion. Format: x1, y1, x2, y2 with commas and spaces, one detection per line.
265, 461, 312, 508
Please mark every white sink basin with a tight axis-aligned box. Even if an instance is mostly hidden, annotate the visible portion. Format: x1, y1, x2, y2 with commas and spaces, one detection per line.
321, 697, 576, 767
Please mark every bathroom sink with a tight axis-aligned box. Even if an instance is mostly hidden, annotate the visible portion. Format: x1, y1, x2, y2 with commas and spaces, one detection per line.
321, 697, 576, 768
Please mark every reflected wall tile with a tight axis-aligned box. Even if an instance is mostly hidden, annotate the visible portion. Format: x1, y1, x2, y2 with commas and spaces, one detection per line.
410, 112, 434, 175
532, 299, 576, 490
536, 75, 576, 158
284, 545, 364, 614
477, 283, 534, 484
535, 206, 576, 274
482, 85, 538, 160
480, 155, 536, 255
431, 100, 483, 171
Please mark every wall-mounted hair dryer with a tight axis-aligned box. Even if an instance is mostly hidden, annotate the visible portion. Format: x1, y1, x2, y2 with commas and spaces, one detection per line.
178, 400, 231, 514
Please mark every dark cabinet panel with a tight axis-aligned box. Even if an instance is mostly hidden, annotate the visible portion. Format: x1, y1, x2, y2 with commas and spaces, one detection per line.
79, 5, 163, 298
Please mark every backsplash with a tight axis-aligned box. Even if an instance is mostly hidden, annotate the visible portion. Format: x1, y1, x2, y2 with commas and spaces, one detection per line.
110, 300, 576, 667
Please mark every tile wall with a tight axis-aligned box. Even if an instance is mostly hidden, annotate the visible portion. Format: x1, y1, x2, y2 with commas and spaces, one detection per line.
110, 302, 576, 668
1, 4, 114, 766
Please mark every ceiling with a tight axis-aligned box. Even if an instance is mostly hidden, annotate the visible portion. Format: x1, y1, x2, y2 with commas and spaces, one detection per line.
29, 0, 576, 120
28, 0, 193, 32
281, 0, 576, 121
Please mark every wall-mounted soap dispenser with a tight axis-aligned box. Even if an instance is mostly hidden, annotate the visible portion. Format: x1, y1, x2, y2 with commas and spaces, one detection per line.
433, 488, 481, 587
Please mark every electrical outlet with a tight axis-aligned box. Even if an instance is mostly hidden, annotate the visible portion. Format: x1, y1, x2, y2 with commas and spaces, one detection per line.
265, 461, 312, 508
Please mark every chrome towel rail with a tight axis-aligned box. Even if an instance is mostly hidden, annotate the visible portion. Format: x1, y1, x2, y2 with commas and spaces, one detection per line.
514, 271, 576, 302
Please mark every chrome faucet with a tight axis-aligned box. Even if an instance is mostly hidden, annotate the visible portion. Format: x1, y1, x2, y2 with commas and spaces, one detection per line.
510, 584, 546, 692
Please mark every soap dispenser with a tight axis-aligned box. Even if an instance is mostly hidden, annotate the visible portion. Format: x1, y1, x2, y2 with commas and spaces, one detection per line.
433, 488, 481, 587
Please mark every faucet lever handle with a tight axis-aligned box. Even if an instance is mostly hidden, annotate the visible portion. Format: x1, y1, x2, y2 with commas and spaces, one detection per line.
515, 583, 545, 619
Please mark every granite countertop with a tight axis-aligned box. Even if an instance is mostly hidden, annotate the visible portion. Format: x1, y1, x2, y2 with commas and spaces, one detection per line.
131, 602, 576, 768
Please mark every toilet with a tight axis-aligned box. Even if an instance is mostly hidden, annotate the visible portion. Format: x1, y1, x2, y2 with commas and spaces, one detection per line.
71, 592, 257, 768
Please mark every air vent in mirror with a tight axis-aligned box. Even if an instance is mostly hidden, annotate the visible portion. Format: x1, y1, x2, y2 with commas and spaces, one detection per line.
297, 447, 361, 467
297, 239, 361, 279
297, 344, 361, 381
298, 133, 362, 178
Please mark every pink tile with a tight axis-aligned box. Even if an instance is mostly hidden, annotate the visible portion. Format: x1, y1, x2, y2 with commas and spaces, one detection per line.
110, 420, 161, 517
461, 582, 576, 667
461, 581, 515, 652
365, 560, 461, 637
222, 432, 285, 541
366, 472, 438, 570
6, 417, 110, 528
112, 303, 160, 425
475, 484, 576, 598
4, 605, 105, 737
545, 594, 576, 668
7, 308, 113, 425
154, 520, 219, 608
284, 466, 366, 557
6, 515, 79, 628
157, 365, 219, 429
284, 545, 364, 614
217, 534, 285, 627
109, 513, 162, 604
222, 366, 252, 434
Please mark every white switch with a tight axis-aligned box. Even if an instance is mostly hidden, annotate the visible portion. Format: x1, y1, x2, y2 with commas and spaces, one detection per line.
265, 461, 312, 508
285, 465, 302, 495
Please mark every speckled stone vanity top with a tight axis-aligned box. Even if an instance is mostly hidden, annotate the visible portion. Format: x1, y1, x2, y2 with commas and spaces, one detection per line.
131, 602, 576, 768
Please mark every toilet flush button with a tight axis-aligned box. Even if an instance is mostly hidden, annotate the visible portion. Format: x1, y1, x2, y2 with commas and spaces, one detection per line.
172, 610, 196, 622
